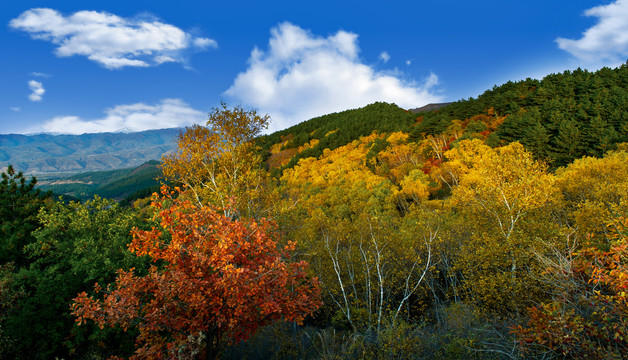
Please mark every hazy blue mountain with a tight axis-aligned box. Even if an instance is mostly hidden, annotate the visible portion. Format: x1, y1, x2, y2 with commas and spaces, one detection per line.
0, 128, 181, 174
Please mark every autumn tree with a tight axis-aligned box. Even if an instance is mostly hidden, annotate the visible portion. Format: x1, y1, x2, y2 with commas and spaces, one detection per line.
450, 142, 562, 313
281, 135, 436, 331
372, 132, 432, 207
555, 149, 628, 245
513, 216, 628, 358
72, 188, 321, 359
430, 138, 492, 190
161, 103, 271, 219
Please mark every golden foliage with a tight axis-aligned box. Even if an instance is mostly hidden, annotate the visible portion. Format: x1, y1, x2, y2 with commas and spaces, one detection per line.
556, 149, 628, 245
161, 103, 273, 219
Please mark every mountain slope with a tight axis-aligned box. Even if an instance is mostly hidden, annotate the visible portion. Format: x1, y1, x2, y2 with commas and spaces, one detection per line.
256, 102, 418, 173
258, 64, 627, 173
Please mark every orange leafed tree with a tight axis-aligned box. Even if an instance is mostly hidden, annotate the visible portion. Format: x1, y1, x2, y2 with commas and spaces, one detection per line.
512, 216, 628, 358
71, 188, 321, 359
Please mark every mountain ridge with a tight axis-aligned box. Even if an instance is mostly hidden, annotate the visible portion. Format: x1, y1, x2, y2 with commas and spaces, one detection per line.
0, 128, 182, 174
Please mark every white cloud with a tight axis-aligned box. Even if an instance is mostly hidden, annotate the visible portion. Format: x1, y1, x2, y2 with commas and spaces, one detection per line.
10, 8, 216, 69
154, 55, 177, 64
226, 23, 442, 132
193, 37, 217, 48
31, 72, 50, 77
36, 99, 205, 134
10, 107, 21, 112
28, 80, 45, 101
379, 51, 390, 63
406, 60, 412, 66
556, 0, 628, 66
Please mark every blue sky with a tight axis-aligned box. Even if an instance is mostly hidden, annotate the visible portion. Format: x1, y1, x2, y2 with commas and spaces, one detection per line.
1, 0, 626, 134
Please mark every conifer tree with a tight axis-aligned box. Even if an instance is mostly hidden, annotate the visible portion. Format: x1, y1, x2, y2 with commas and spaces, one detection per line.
0, 165, 50, 267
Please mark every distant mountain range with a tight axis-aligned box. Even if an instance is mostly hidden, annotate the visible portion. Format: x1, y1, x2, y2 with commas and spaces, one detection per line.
0, 128, 181, 174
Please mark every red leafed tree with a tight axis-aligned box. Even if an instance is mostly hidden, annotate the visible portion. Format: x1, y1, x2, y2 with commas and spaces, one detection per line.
71, 188, 321, 359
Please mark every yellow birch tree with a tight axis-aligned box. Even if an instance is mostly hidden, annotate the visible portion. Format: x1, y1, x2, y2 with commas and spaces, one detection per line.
161, 103, 272, 219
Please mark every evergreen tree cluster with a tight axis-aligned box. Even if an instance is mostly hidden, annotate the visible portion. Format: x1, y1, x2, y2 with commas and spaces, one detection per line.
411, 64, 628, 167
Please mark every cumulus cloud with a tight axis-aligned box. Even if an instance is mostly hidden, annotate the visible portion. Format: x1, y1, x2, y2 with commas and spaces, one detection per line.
226, 23, 442, 132
379, 51, 390, 63
556, 0, 628, 66
28, 80, 45, 101
36, 99, 205, 134
9, 8, 217, 69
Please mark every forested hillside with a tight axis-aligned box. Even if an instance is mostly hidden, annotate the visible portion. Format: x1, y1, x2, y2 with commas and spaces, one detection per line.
1, 64, 627, 359
37, 160, 163, 201
411, 66, 627, 167
259, 64, 627, 174
257, 102, 419, 173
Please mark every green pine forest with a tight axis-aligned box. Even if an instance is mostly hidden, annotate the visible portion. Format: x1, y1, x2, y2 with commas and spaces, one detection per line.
1, 63, 627, 359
